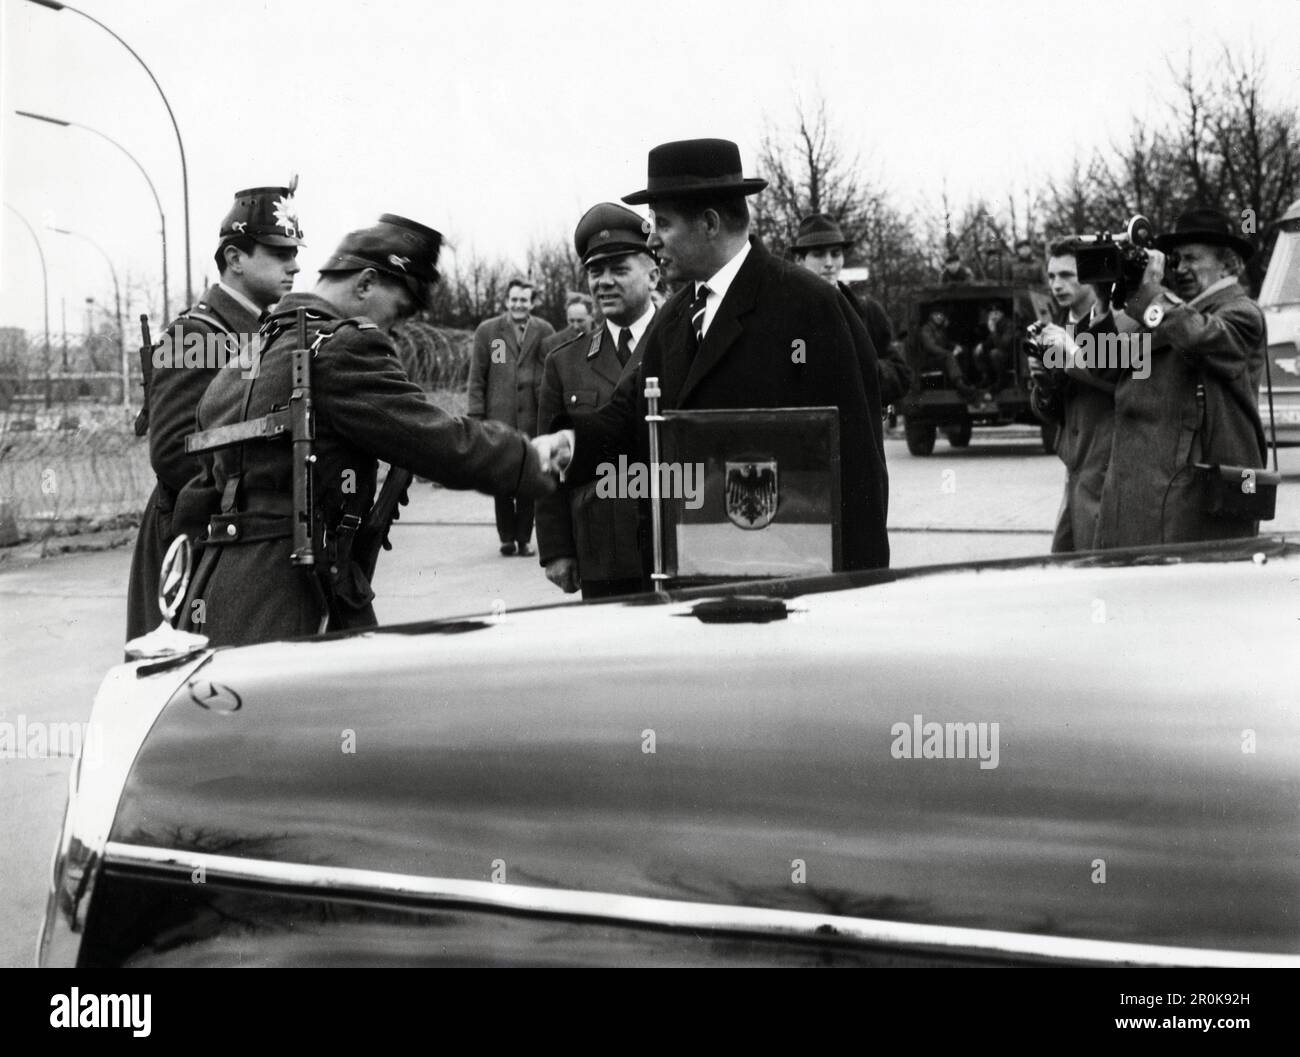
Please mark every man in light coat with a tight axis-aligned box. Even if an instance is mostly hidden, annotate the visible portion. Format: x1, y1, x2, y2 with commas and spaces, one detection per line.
1095, 207, 1267, 547
467, 278, 556, 555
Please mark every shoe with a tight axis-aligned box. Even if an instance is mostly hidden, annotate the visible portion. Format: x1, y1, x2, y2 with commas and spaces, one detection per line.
516, 543, 535, 557
499, 542, 517, 556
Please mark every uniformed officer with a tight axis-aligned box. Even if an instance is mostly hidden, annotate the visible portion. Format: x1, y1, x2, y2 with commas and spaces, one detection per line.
535, 203, 659, 598
176, 214, 559, 647
126, 185, 303, 641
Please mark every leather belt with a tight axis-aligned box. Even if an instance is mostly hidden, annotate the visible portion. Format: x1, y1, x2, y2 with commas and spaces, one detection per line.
205, 489, 295, 544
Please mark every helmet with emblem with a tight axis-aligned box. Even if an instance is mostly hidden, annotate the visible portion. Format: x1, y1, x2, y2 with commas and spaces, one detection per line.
218, 185, 305, 248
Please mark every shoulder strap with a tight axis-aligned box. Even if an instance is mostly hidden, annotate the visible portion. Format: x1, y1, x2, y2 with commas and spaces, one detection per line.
177, 303, 235, 337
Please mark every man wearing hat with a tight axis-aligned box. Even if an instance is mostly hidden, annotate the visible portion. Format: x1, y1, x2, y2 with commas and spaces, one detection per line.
552, 138, 890, 572
792, 213, 913, 406
467, 277, 556, 557
535, 203, 660, 598
126, 184, 303, 641
1095, 206, 1267, 547
174, 214, 559, 647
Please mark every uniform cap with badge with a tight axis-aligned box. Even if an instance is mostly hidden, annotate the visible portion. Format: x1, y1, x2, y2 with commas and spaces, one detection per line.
218, 185, 305, 248
574, 202, 654, 265
318, 214, 443, 309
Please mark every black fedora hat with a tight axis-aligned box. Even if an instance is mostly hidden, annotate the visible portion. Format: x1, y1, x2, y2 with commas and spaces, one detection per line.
622, 138, 767, 205
1155, 206, 1255, 260
793, 213, 851, 251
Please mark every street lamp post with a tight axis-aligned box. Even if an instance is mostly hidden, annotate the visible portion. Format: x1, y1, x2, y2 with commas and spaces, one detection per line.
27, 0, 192, 308
51, 226, 126, 414
17, 109, 169, 322
3, 202, 52, 408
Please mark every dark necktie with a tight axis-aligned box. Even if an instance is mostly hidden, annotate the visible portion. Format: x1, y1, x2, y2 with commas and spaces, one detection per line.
616, 327, 633, 367
689, 283, 711, 355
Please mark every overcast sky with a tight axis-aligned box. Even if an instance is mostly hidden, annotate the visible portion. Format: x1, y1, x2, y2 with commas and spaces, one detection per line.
2, 0, 1298, 334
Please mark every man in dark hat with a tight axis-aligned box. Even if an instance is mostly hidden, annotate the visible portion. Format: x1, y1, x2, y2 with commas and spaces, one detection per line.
535, 203, 660, 598
126, 184, 303, 641
549, 138, 889, 572
792, 213, 913, 407
467, 277, 555, 557
174, 214, 559, 647
1095, 206, 1268, 547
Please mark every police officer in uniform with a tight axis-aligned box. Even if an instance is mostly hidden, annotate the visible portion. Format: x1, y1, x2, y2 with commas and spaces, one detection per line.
536, 203, 659, 598
176, 214, 558, 647
125, 185, 303, 640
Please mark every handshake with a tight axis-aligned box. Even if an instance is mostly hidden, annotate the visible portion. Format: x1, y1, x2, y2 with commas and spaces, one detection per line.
529, 429, 574, 479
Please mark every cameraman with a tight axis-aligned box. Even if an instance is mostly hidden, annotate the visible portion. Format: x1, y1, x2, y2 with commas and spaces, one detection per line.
1094, 207, 1267, 547
1028, 238, 1133, 552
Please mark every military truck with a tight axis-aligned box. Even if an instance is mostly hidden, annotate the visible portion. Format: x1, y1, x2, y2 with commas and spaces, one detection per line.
898, 282, 1055, 456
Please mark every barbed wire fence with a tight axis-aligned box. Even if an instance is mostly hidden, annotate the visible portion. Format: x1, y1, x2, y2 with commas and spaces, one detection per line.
0, 321, 474, 551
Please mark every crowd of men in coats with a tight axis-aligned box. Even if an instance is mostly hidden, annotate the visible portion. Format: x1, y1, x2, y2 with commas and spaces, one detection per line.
123, 135, 1272, 647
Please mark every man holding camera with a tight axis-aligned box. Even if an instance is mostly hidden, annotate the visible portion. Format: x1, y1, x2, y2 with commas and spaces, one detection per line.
1094, 207, 1267, 547
1027, 238, 1131, 552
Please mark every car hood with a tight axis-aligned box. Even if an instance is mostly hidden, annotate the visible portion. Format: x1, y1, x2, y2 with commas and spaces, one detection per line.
110, 540, 1300, 954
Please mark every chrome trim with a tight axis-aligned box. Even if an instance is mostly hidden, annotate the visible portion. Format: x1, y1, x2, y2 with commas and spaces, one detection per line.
103, 843, 1299, 968
38, 655, 212, 967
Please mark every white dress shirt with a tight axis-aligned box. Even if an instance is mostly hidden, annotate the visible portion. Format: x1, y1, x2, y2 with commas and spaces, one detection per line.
603, 302, 656, 352
694, 240, 751, 338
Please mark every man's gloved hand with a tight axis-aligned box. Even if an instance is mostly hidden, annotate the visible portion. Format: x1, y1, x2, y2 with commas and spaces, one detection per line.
544, 556, 581, 594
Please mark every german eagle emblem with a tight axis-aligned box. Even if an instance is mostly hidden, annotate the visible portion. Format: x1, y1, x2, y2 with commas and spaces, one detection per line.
725, 461, 778, 529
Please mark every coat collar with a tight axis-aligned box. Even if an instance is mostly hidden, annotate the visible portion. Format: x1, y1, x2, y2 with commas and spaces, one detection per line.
197, 282, 264, 334
1188, 277, 1246, 309
588, 305, 656, 386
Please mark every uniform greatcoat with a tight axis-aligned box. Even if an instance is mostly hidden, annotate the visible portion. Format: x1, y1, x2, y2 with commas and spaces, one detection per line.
177, 292, 547, 647
535, 322, 648, 591
125, 285, 259, 639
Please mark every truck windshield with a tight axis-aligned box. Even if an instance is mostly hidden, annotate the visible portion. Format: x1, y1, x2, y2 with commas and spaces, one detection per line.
1259, 227, 1300, 308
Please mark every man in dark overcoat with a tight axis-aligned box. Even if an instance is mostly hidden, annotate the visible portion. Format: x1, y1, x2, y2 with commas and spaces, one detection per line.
125, 186, 302, 640
791, 213, 913, 407
549, 138, 890, 573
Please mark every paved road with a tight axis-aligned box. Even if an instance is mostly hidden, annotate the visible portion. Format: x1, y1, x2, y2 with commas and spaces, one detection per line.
2, 430, 1298, 965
